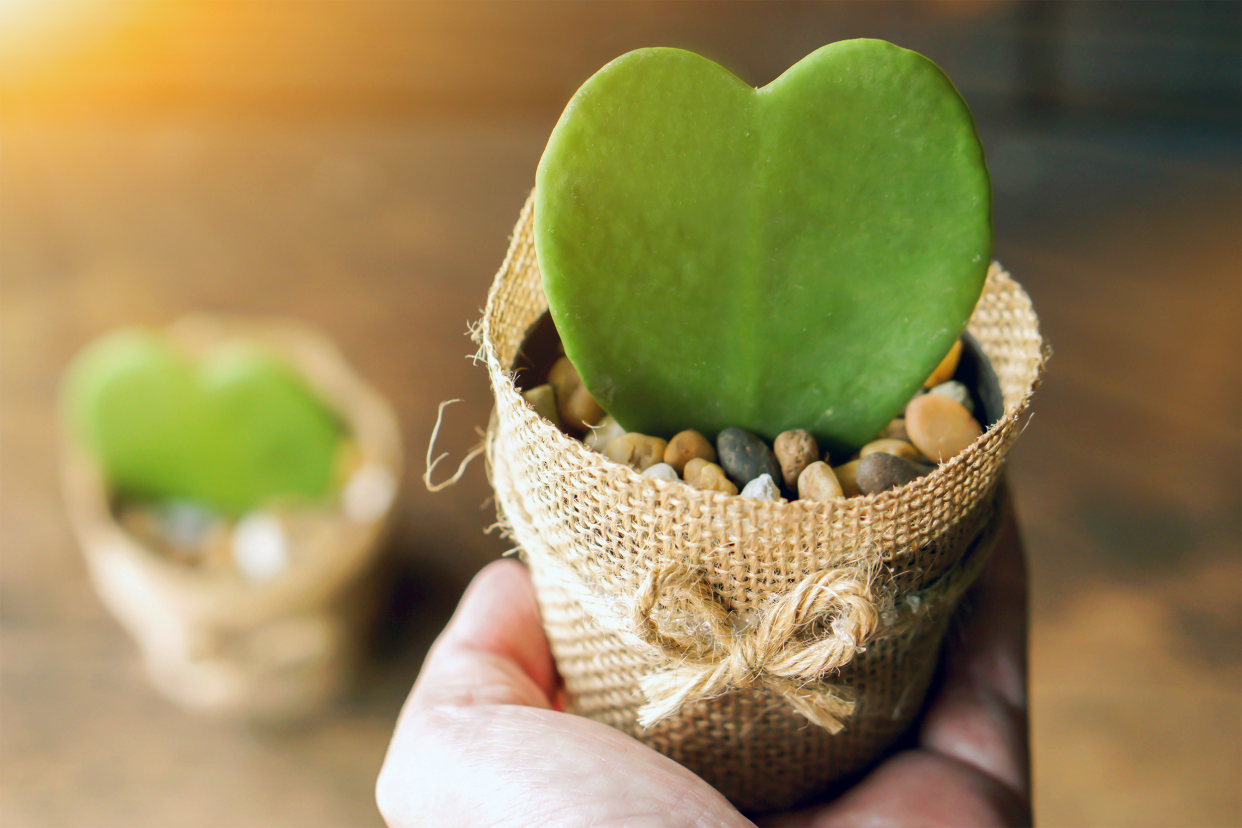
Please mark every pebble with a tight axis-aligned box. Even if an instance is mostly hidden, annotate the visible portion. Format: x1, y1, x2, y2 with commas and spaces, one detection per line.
547, 356, 580, 399
832, 460, 863, 498
584, 415, 626, 452
683, 458, 709, 480
124, 503, 219, 566
740, 473, 780, 502
856, 452, 933, 495
797, 461, 843, 502
663, 429, 716, 475
642, 462, 680, 483
157, 501, 216, 548
232, 512, 289, 582
881, 418, 909, 442
902, 388, 928, 416
548, 356, 604, 431
684, 458, 738, 495
923, 338, 963, 388
522, 384, 564, 429
717, 427, 782, 488
859, 438, 924, 464
774, 429, 819, 491
604, 433, 669, 472
342, 465, 397, 523
928, 380, 976, 415
563, 385, 605, 432
905, 393, 983, 464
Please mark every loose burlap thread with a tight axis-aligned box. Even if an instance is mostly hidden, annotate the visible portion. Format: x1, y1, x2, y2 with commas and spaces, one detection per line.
479, 195, 1045, 813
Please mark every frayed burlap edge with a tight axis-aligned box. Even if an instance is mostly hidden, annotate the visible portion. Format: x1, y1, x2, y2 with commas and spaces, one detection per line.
478, 194, 1045, 813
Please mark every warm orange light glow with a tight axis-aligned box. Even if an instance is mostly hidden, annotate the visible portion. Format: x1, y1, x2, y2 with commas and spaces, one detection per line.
0, 0, 130, 58
0, 0, 164, 115
0, 0, 90, 34
0, 0, 42, 20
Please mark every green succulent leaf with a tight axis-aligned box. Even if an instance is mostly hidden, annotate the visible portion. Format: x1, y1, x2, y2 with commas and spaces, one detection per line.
64, 329, 343, 514
535, 40, 991, 455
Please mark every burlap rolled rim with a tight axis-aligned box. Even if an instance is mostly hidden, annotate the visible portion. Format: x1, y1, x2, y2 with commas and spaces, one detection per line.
60, 315, 404, 719
471, 194, 1045, 809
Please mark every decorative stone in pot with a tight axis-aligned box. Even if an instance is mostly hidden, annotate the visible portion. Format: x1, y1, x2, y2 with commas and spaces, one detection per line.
60, 315, 403, 720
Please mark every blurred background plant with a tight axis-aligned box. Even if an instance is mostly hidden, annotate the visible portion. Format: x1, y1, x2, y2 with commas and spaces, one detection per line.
1, 2, 1238, 826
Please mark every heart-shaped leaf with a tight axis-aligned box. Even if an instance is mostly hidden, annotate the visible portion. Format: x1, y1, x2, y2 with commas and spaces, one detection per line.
64, 329, 343, 515
535, 40, 991, 455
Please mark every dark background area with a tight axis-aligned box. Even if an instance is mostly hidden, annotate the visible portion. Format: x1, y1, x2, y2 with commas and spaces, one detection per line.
2, 2, 1239, 825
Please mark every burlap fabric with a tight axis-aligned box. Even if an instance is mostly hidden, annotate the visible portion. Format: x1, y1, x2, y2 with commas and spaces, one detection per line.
480, 196, 1044, 813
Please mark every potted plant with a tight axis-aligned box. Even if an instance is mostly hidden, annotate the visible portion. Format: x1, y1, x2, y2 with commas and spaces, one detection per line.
60, 314, 403, 720
471, 40, 1045, 813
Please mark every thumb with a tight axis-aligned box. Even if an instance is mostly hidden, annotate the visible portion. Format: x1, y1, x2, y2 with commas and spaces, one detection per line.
409, 559, 559, 711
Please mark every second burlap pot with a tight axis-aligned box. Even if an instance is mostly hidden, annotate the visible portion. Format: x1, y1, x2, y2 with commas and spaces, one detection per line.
62, 316, 404, 721
480, 196, 1045, 813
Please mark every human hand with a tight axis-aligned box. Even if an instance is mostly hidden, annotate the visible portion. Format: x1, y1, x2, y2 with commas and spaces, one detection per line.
377, 516, 1031, 827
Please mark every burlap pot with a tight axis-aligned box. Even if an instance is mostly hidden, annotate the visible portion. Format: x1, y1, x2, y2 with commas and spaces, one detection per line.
61, 315, 403, 721
480, 196, 1044, 813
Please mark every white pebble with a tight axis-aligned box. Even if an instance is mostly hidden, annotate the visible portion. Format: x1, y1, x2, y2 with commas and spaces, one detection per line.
740, 473, 780, 502
231, 513, 288, 583
583, 415, 625, 452
642, 462, 679, 482
343, 464, 397, 523
928, 380, 975, 415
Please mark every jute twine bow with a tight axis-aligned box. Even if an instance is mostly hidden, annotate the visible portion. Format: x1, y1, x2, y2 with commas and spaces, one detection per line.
631, 561, 881, 734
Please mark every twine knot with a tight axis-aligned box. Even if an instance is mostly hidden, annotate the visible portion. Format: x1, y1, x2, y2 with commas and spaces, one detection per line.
630, 560, 881, 734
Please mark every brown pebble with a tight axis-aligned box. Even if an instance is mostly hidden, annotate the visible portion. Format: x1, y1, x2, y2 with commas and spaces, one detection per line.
684, 458, 738, 495
923, 339, 963, 388
522, 384, 564, 430
905, 393, 983, 463
548, 356, 604, 432
856, 452, 932, 495
902, 388, 928, 417
881, 418, 909, 442
774, 429, 819, 491
833, 460, 863, 498
797, 461, 843, 502
683, 458, 709, 480
859, 438, 924, 464
548, 356, 580, 397
604, 433, 669, 471
664, 429, 716, 475
560, 383, 605, 432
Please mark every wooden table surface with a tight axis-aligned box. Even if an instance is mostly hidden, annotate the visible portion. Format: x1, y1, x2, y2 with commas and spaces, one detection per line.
1, 5, 1238, 826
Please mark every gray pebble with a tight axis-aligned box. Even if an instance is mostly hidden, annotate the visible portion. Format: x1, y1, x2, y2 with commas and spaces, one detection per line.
928, 380, 975, 415
856, 452, 933, 495
739, 473, 780, 502
157, 501, 216, 549
642, 462, 680, 483
717, 427, 782, 488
